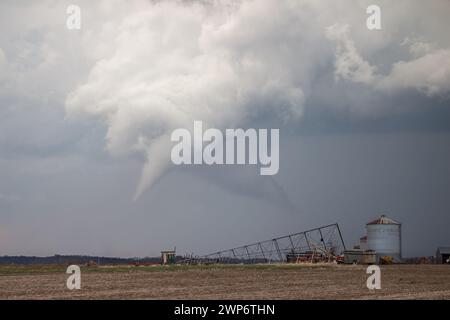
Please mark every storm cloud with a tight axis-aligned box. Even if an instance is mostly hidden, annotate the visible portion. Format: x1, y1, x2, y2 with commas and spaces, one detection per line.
0, 0, 449, 257
63, 0, 450, 199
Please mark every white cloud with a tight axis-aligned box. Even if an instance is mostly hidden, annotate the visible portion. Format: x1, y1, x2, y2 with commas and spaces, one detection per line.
327, 24, 450, 97
66, 0, 311, 199
326, 23, 377, 85
379, 49, 450, 96
401, 37, 435, 57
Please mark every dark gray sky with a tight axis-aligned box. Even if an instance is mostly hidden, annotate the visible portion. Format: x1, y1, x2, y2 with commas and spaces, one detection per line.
0, 0, 449, 258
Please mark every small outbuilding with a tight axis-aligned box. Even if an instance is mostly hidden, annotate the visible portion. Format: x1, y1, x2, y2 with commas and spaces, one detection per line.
436, 247, 450, 264
359, 236, 368, 251
343, 249, 376, 265
161, 250, 176, 265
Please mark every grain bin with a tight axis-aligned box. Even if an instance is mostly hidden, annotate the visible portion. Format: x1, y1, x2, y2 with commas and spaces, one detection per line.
366, 215, 401, 262
359, 236, 368, 251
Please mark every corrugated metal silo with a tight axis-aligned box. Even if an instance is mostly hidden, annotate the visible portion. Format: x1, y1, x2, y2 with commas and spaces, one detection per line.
366, 215, 401, 262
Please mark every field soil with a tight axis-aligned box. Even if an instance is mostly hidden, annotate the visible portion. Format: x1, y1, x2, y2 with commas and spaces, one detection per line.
0, 264, 449, 300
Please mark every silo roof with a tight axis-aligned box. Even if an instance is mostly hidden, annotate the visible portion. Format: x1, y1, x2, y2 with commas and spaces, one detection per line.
367, 215, 400, 225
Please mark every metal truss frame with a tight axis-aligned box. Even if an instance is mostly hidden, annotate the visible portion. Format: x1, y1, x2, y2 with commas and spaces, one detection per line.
180, 223, 346, 264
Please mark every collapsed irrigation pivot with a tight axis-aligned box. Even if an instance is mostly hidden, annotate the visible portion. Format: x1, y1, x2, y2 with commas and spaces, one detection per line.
180, 224, 345, 265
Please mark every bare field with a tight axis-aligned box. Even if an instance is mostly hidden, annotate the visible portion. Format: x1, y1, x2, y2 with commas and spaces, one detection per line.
0, 264, 449, 300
